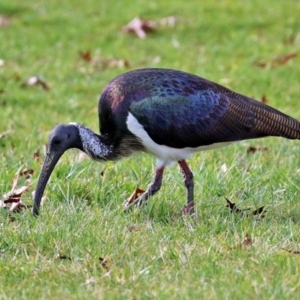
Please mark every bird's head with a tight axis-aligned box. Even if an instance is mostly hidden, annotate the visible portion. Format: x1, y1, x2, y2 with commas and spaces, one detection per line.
33, 123, 84, 216
47, 123, 83, 154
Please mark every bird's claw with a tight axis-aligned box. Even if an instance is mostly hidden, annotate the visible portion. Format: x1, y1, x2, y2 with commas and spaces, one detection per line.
123, 196, 147, 212
181, 202, 195, 216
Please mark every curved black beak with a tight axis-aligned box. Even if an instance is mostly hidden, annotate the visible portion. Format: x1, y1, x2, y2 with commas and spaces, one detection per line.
33, 151, 63, 216
32, 123, 83, 216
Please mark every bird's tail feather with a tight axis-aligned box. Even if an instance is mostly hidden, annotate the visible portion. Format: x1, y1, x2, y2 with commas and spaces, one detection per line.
250, 100, 300, 140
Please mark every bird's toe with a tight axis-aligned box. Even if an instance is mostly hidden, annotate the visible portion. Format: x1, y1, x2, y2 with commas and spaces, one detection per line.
181, 202, 195, 216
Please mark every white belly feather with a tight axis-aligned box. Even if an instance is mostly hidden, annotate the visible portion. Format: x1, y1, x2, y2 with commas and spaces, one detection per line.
126, 113, 232, 168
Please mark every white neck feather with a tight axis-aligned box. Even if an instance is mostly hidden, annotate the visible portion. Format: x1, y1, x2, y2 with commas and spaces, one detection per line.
70, 123, 113, 160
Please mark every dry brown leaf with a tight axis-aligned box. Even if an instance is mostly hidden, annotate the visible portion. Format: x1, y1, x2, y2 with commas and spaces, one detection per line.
3, 185, 31, 204
247, 146, 268, 154
230, 233, 254, 250
54, 253, 72, 260
20, 169, 34, 182
22, 76, 50, 91
79, 50, 92, 62
225, 198, 265, 218
33, 149, 40, 161
1, 170, 34, 214
225, 198, 247, 214
237, 234, 253, 248
254, 61, 267, 68
93, 57, 130, 70
126, 188, 145, 206
100, 167, 106, 177
99, 256, 111, 272
282, 248, 300, 255
126, 224, 141, 232
79, 52, 130, 70
241, 234, 253, 247
254, 53, 297, 69
9, 201, 32, 213
107, 59, 130, 68
261, 95, 268, 104
252, 206, 266, 218
275, 53, 297, 66
122, 17, 156, 39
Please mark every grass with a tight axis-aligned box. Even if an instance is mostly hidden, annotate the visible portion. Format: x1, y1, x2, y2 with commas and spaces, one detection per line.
1, 0, 300, 299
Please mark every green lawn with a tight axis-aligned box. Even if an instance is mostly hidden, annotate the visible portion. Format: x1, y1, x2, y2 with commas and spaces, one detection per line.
1, 0, 300, 299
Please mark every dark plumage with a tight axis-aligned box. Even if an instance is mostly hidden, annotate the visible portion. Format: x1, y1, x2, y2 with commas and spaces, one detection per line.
33, 68, 300, 216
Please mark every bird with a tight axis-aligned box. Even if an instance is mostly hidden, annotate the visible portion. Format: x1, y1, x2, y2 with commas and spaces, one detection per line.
33, 68, 300, 216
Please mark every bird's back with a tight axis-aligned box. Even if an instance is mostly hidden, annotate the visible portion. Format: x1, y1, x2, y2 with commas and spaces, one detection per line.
98, 68, 300, 149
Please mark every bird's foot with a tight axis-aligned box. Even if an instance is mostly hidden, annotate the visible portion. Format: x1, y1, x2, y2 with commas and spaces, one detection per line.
123, 188, 148, 212
181, 202, 195, 216
123, 197, 148, 212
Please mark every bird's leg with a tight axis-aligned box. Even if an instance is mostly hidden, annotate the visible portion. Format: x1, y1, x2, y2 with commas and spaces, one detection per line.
123, 167, 164, 210
178, 160, 195, 215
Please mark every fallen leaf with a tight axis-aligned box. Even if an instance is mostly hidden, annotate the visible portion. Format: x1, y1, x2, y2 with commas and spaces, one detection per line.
126, 224, 140, 232
261, 95, 268, 104
9, 202, 32, 213
0, 130, 13, 140
107, 59, 130, 68
254, 61, 267, 68
122, 17, 156, 39
3, 185, 31, 204
21, 76, 49, 91
93, 57, 130, 70
254, 53, 297, 69
54, 253, 72, 260
247, 146, 268, 154
225, 198, 265, 218
275, 53, 297, 66
241, 234, 253, 247
33, 149, 40, 161
1, 170, 33, 214
20, 169, 34, 182
0, 15, 11, 27
282, 248, 300, 255
235, 233, 253, 249
126, 188, 145, 206
79, 50, 92, 62
79, 52, 130, 70
252, 206, 265, 216
100, 167, 106, 177
225, 198, 247, 214
99, 256, 111, 272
